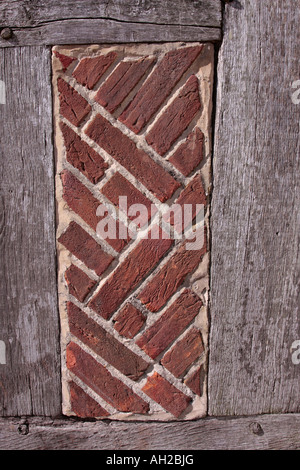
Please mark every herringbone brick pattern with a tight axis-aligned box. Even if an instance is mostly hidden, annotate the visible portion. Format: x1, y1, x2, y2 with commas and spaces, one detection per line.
53, 43, 213, 420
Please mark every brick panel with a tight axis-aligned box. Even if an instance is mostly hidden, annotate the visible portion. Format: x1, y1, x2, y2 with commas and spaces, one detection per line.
53, 43, 213, 420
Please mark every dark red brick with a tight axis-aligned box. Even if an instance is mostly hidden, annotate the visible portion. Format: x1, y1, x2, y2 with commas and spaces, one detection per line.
67, 302, 149, 381
57, 78, 91, 126
88, 226, 173, 320
146, 75, 201, 156
54, 51, 76, 72
142, 372, 191, 418
58, 221, 114, 276
138, 233, 206, 312
60, 122, 108, 184
72, 52, 117, 90
85, 113, 180, 202
69, 381, 109, 418
136, 289, 201, 359
169, 128, 204, 176
184, 365, 205, 396
119, 46, 203, 133
95, 57, 155, 113
65, 264, 96, 302
67, 342, 149, 413
61, 169, 129, 253
100, 172, 155, 228
168, 173, 206, 233
161, 328, 204, 377
113, 303, 145, 339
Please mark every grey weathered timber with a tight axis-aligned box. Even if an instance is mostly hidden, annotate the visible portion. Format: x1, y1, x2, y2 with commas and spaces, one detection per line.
0, 414, 300, 450
0, 0, 222, 28
209, 0, 300, 415
0, 19, 221, 48
0, 46, 61, 416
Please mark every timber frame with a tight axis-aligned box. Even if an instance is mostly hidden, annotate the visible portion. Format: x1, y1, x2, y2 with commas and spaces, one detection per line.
0, 0, 299, 450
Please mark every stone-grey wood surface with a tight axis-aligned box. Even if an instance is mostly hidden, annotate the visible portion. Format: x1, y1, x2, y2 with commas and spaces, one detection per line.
0, 46, 61, 416
0, 414, 299, 450
0, 0, 299, 450
209, 0, 300, 415
0, 0, 222, 47
0, 0, 221, 27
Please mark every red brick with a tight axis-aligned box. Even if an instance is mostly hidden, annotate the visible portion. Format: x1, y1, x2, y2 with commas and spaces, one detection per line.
61, 169, 129, 253
69, 381, 109, 418
72, 52, 117, 90
142, 372, 191, 418
184, 365, 205, 396
67, 342, 149, 413
146, 75, 201, 156
88, 227, 173, 320
85, 113, 180, 202
169, 127, 204, 176
138, 234, 206, 313
65, 264, 96, 302
136, 289, 201, 359
57, 78, 91, 126
58, 221, 114, 276
60, 122, 108, 184
119, 46, 203, 133
161, 328, 204, 377
168, 173, 206, 233
100, 172, 155, 227
95, 57, 155, 113
54, 51, 76, 72
113, 303, 145, 339
67, 302, 149, 380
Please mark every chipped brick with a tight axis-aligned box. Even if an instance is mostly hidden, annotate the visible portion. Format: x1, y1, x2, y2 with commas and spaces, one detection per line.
169, 128, 204, 176
142, 372, 191, 418
136, 289, 201, 359
60, 122, 108, 184
146, 75, 201, 156
58, 221, 114, 276
114, 303, 146, 339
67, 342, 149, 413
69, 381, 109, 418
57, 78, 91, 126
184, 365, 205, 397
96, 57, 155, 113
72, 52, 117, 89
65, 264, 96, 302
119, 46, 203, 133
67, 302, 149, 381
161, 328, 204, 377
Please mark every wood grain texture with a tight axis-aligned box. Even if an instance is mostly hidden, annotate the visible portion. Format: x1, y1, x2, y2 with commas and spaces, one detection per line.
0, 19, 221, 47
209, 0, 300, 415
0, 414, 299, 450
0, 46, 61, 416
0, 0, 221, 27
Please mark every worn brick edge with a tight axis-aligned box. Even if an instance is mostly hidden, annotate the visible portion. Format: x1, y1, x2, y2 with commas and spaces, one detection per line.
52, 42, 214, 421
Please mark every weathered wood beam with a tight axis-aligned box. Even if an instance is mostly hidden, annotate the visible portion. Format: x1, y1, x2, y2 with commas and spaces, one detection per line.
0, 0, 222, 28
0, 19, 221, 47
0, 46, 61, 416
0, 414, 299, 450
209, 0, 300, 415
